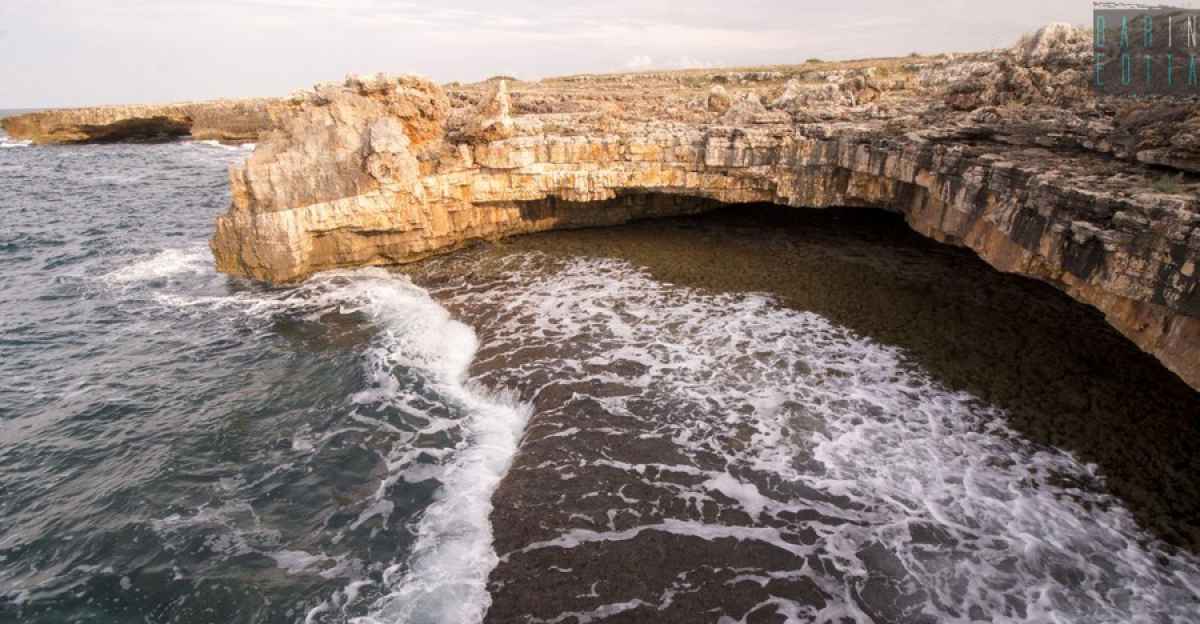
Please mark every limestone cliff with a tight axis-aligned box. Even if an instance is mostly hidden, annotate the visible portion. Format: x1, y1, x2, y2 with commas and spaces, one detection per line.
208, 25, 1198, 391
1, 98, 284, 144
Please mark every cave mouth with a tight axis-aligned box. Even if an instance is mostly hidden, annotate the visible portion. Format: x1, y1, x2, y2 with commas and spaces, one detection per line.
77, 116, 192, 143
417, 197, 1200, 552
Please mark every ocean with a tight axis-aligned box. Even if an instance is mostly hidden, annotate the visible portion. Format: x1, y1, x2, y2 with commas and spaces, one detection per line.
1, 124, 1199, 623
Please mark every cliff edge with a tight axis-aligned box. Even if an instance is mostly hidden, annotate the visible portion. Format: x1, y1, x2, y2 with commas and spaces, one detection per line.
217, 25, 1194, 392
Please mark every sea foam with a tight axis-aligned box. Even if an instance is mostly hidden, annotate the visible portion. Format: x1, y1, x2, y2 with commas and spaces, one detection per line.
268, 270, 531, 624
425, 253, 1200, 623
106, 247, 1200, 622
192, 139, 255, 152
315, 272, 531, 624
100, 246, 212, 285
123, 261, 531, 624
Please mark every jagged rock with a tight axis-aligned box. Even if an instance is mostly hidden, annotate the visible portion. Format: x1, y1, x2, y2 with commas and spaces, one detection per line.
207, 25, 1200, 393
1111, 104, 1200, 173
1173, 115, 1200, 151
1015, 22, 1092, 69
770, 79, 856, 110
718, 93, 772, 124
223, 73, 443, 220
707, 86, 732, 113
364, 117, 419, 183
940, 23, 1092, 110
462, 80, 515, 142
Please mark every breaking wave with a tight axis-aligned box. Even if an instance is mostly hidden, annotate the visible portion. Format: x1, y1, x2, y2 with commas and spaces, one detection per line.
193, 139, 256, 151
100, 245, 212, 285
128, 259, 530, 623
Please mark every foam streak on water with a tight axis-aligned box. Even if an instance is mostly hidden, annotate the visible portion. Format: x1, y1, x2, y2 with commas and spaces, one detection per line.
101, 245, 212, 285
142, 266, 530, 624
193, 139, 256, 151
427, 254, 1200, 623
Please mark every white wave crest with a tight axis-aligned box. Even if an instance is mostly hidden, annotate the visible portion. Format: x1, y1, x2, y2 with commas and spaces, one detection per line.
356, 385, 530, 624
101, 246, 212, 285
149, 267, 530, 623
192, 139, 251, 152
309, 270, 531, 624
0, 138, 31, 148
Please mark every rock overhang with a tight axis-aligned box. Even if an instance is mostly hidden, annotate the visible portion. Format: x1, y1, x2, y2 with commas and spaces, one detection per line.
15, 25, 1196, 392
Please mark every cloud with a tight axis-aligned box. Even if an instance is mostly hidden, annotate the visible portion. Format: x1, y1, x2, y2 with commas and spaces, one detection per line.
623, 54, 719, 72
2, 0, 1091, 108
671, 56, 718, 69
625, 55, 654, 70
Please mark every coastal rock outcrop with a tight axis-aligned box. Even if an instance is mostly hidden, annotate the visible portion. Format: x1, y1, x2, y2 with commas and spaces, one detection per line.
1, 98, 284, 144
200, 25, 1192, 392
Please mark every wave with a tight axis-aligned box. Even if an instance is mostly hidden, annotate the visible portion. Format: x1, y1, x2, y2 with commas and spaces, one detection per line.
99, 246, 212, 286
130, 262, 530, 623
0, 138, 31, 149
193, 139, 256, 152
356, 387, 530, 624
290, 271, 531, 624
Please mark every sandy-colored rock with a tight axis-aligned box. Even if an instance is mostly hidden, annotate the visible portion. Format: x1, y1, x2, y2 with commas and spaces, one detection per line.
462, 80, 515, 142
771, 78, 856, 110
205, 27, 1200, 391
0, 98, 284, 144
939, 23, 1093, 111
1015, 22, 1092, 68
707, 85, 732, 113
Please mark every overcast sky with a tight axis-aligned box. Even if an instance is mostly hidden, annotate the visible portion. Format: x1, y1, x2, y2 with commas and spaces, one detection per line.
1, 0, 1103, 108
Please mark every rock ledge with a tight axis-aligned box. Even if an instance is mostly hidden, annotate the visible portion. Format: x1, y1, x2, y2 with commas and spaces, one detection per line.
207, 27, 1197, 391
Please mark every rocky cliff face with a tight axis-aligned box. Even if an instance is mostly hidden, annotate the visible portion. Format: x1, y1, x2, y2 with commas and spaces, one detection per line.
1, 98, 283, 144
205, 24, 1191, 392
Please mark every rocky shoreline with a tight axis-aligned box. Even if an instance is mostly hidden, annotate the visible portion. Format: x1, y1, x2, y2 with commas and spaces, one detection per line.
208, 24, 1200, 392
0, 98, 282, 144
411, 209, 1200, 622
7, 24, 1198, 391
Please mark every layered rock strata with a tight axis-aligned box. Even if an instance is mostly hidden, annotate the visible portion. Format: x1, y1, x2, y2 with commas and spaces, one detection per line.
1, 98, 283, 144
208, 25, 1200, 391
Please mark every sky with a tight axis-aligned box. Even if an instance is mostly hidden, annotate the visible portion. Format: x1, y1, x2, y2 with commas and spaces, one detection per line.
0, 0, 1105, 108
